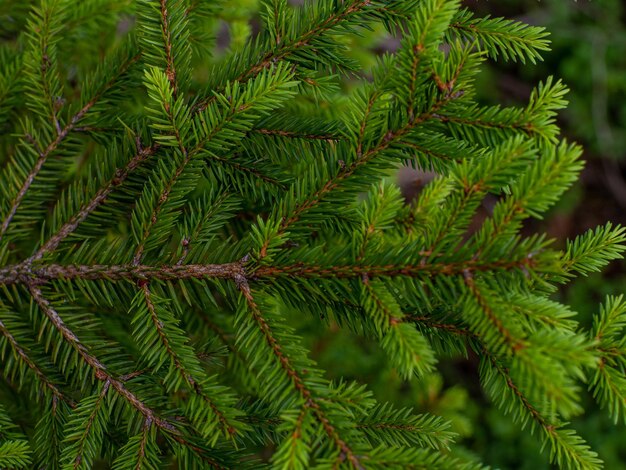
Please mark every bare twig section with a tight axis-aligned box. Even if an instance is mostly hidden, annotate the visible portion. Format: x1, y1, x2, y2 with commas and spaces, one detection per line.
253, 128, 339, 141
254, 257, 534, 279
159, 0, 178, 96
28, 143, 159, 263
0, 262, 246, 286
238, 281, 364, 470
0, 319, 74, 406
0, 53, 141, 243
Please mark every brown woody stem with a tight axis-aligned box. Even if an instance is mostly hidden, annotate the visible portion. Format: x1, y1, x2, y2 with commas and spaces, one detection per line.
0, 257, 532, 286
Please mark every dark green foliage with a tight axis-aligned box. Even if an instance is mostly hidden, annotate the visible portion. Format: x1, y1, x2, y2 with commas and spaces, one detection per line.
0, 1, 624, 468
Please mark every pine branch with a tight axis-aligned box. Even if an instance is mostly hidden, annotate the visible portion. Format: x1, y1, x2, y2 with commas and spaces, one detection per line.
26, 286, 176, 434
0, 255, 536, 286
28, 142, 159, 263
403, 315, 475, 338
0, 52, 141, 243
238, 282, 365, 469
0, 262, 246, 285
132, 64, 297, 264
449, 8, 550, 64
194, 0, 373, 113
111, 418, 161, 470
158, 0, 178, 95
135, 283, 241, 441
0, 318, 73, 405
252, 127, 339, 141
357, 403, 455, 450
483, 352, 602, 469
1, 1, 623, 466
208, 155, 288, 191
61, 381, 111, 469
26, 284, 235, 468
264, 90, 463, 246
463, 272, 526, 353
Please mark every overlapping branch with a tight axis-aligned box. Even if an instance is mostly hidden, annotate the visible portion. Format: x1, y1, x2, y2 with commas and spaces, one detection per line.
25, 284, 232, 467
239, 281, 364, 469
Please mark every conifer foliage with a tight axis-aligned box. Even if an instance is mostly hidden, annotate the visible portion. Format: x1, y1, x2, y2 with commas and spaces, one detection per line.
0, 0, 625, 468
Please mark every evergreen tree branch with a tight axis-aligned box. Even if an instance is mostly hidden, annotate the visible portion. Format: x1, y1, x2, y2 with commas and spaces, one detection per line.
238, 282, 364, 469
253, 256, 533, 279
134, 64, 296, 264
28, 284, 234, 468
28, 142, 159, 263
0, 1, 622, 466
463, 271, 526, 352
0, 52, 141, 243
111, 418, 161, 470
449, 9, 550, 64
252, 128, 339, 141
0, 262, 246, 285
270, 90, 461, 241
209, 155, 288, 190
26, 285, 177, 434
194, 0, 372, 113
484, 351, 602, 469
63, 381, 111, 469
0, 318, 73, 405
138, 282, 239, 439
356, 403, 455, 450
0, 256, 535, 286
159, 0, 178, 95
403, 315, 475, 338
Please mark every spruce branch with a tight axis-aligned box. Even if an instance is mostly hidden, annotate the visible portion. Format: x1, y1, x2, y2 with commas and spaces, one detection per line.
135, 282, 241, 441
27, 285, 176, 433
238, 282, 365, 469
1, 1, 624, 467
449, 8, 551, 64
26, 284, 234, 467
0, 256, 535, 286
0, 318, 73, 405
0, 52, 141, 243
463, 272, 526, 353
194, 0, 373, 113
0, 262, 246, 286
265, 89, 462, 246
483, 353, 602, 470
252, 127, 339, 141
28, 142, 159, 263
158, 0, 178, 95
